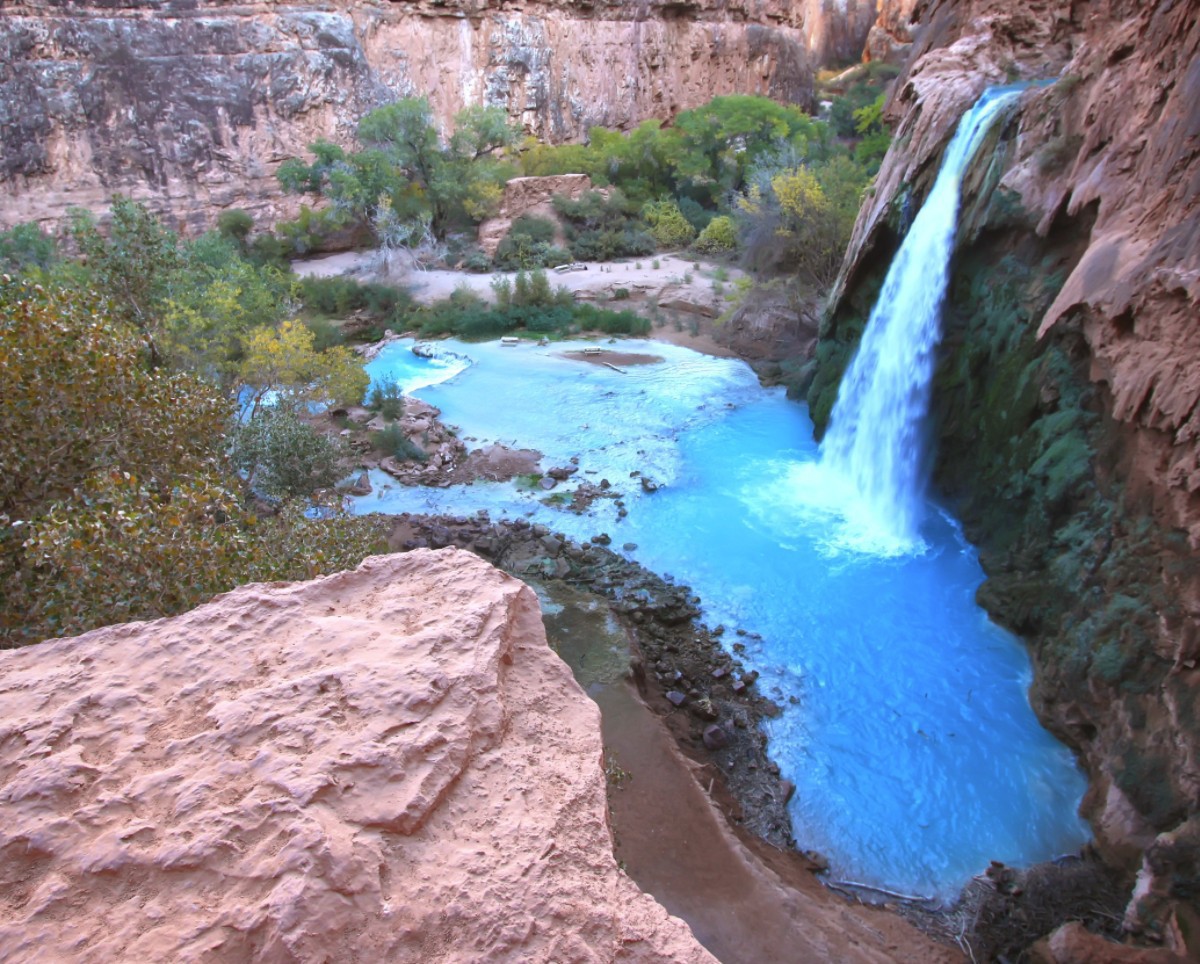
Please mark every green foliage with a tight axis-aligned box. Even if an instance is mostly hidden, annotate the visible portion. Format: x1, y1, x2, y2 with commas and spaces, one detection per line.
671, 95, 827, 206
70, 195, 182, 361
411, 288, 644, 340
216, 209, 254, 244
676, 197, 714, 233
693, 215, 737, 253
163, 232, 295, 381
508, 215, 556, 244
303, 316, 346, 352
278, 100, 520, 248
642, 200, 697, 249
823, 63, 900, 138
462, 250, 493, 272
238, 319, 370, 415
0, 222, 58, 275
552, 190, 657, 261
854, 130, 892, 172
493, 216, 571, 270
371, 424, 426, 461
231, 404, 347, 499
298, 275, 415, 330
366, 376, 405, 420
734, 152, 870, 282
1, 257, 385, 647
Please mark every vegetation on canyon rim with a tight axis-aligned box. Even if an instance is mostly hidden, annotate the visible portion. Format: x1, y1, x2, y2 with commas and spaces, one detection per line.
0, 74, 892, 643
270, 79, 891, 284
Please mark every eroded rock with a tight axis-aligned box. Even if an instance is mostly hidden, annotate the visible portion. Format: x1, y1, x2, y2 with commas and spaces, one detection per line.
0, 549, 712, 962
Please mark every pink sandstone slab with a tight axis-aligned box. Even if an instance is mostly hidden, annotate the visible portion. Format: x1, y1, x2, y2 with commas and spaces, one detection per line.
0, 548, 713, 963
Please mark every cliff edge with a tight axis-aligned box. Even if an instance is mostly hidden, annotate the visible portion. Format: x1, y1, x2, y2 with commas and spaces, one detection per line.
811, 0, 1200, 952
0, 548, 712, 962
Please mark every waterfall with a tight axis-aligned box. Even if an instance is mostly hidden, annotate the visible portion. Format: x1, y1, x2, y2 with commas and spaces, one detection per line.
820, 86, 1024, 545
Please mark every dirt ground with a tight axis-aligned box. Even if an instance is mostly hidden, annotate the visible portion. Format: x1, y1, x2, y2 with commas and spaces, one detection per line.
293, 249, 750, 359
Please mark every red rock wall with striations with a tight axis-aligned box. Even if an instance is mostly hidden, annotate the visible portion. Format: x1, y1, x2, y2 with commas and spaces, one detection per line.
0, 0, 888, 233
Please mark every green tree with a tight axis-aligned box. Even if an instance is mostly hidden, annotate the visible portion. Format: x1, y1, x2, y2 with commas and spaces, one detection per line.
0, 223, 58, 275
0, 277, 384, 645
238, 319, 369, 416
642, 200, 697, 249
70, 195, 182, 364
231, 405, 347, 499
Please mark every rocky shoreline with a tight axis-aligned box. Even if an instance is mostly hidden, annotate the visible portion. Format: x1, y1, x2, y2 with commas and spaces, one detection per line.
385, 511, 805, 856
382, 510, 1134, 961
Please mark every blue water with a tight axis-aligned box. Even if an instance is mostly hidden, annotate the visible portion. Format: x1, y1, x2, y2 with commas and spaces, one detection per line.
354, 337, 1090, 900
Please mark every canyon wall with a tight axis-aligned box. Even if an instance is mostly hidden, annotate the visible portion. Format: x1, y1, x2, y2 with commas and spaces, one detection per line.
0, 0, 910, 233
0, 548, 713, 962
808, 0, 1200, 944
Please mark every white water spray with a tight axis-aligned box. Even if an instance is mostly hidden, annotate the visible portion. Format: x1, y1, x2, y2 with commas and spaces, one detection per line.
821, 86, 1025, 544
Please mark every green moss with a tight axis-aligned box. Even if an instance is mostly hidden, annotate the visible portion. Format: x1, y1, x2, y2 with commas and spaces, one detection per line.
1116, 751, 1184, 828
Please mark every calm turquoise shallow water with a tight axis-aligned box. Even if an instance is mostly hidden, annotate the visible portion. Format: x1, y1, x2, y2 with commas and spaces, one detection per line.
354, 337, 1090, 900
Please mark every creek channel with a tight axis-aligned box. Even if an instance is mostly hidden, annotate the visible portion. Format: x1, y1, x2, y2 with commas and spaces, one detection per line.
350, 335, 1090, 900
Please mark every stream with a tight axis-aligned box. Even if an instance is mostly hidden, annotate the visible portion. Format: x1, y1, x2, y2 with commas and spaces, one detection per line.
350, 336, 1090, 900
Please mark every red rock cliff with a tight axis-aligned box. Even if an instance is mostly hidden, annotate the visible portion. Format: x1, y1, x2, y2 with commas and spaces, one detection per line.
822, 0, 1200, 950
0, 0, 894, 232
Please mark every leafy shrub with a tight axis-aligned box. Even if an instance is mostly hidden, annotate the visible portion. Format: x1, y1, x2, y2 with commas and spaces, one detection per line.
573, 304, 650, 335
0, 278, 384, 645
304, 316, 346, 352
366, 376, 405, 420
216, 209, 254, 243
462, 250, 493, 272
642, 200, 697, 249
676, 197, 714, 233
371, 424, 426, 461
693, 215, 737, 253
0, 223, 58, 275
298, 275, 414, 330
508, 215, 556, 244
231, 405, 346, 499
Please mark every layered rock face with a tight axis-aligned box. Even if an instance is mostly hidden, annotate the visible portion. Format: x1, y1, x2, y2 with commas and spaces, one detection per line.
0, 0, 897, 233
0, 548, 711, 962
811, 0, 1200, 948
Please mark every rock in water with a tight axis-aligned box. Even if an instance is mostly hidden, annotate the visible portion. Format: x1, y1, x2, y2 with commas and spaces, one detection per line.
0, 549, 711, 963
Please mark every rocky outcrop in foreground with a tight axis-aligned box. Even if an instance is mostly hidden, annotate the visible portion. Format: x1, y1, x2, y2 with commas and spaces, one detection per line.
0, 549, 711, 962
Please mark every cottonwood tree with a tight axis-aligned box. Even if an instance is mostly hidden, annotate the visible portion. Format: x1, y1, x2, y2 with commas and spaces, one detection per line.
0, 278, 382, 646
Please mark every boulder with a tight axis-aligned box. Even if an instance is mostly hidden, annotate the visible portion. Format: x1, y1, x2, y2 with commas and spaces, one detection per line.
0, 550, 711, 963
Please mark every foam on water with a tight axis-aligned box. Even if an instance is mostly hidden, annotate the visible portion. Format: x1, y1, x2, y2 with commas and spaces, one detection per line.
821, 86, 1027, 546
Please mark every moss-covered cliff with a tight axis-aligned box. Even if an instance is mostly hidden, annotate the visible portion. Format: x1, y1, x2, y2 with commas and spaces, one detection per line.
805, 0, 1200, 949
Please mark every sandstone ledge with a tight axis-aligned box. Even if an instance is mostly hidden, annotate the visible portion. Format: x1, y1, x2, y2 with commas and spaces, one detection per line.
0, 549, 712, 962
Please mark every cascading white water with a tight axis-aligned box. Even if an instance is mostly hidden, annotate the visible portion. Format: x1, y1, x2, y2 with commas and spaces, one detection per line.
821, 86, 1025, 543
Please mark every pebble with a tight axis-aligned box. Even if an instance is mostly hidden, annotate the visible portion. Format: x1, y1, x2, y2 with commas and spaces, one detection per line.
665, 690, 686, 707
